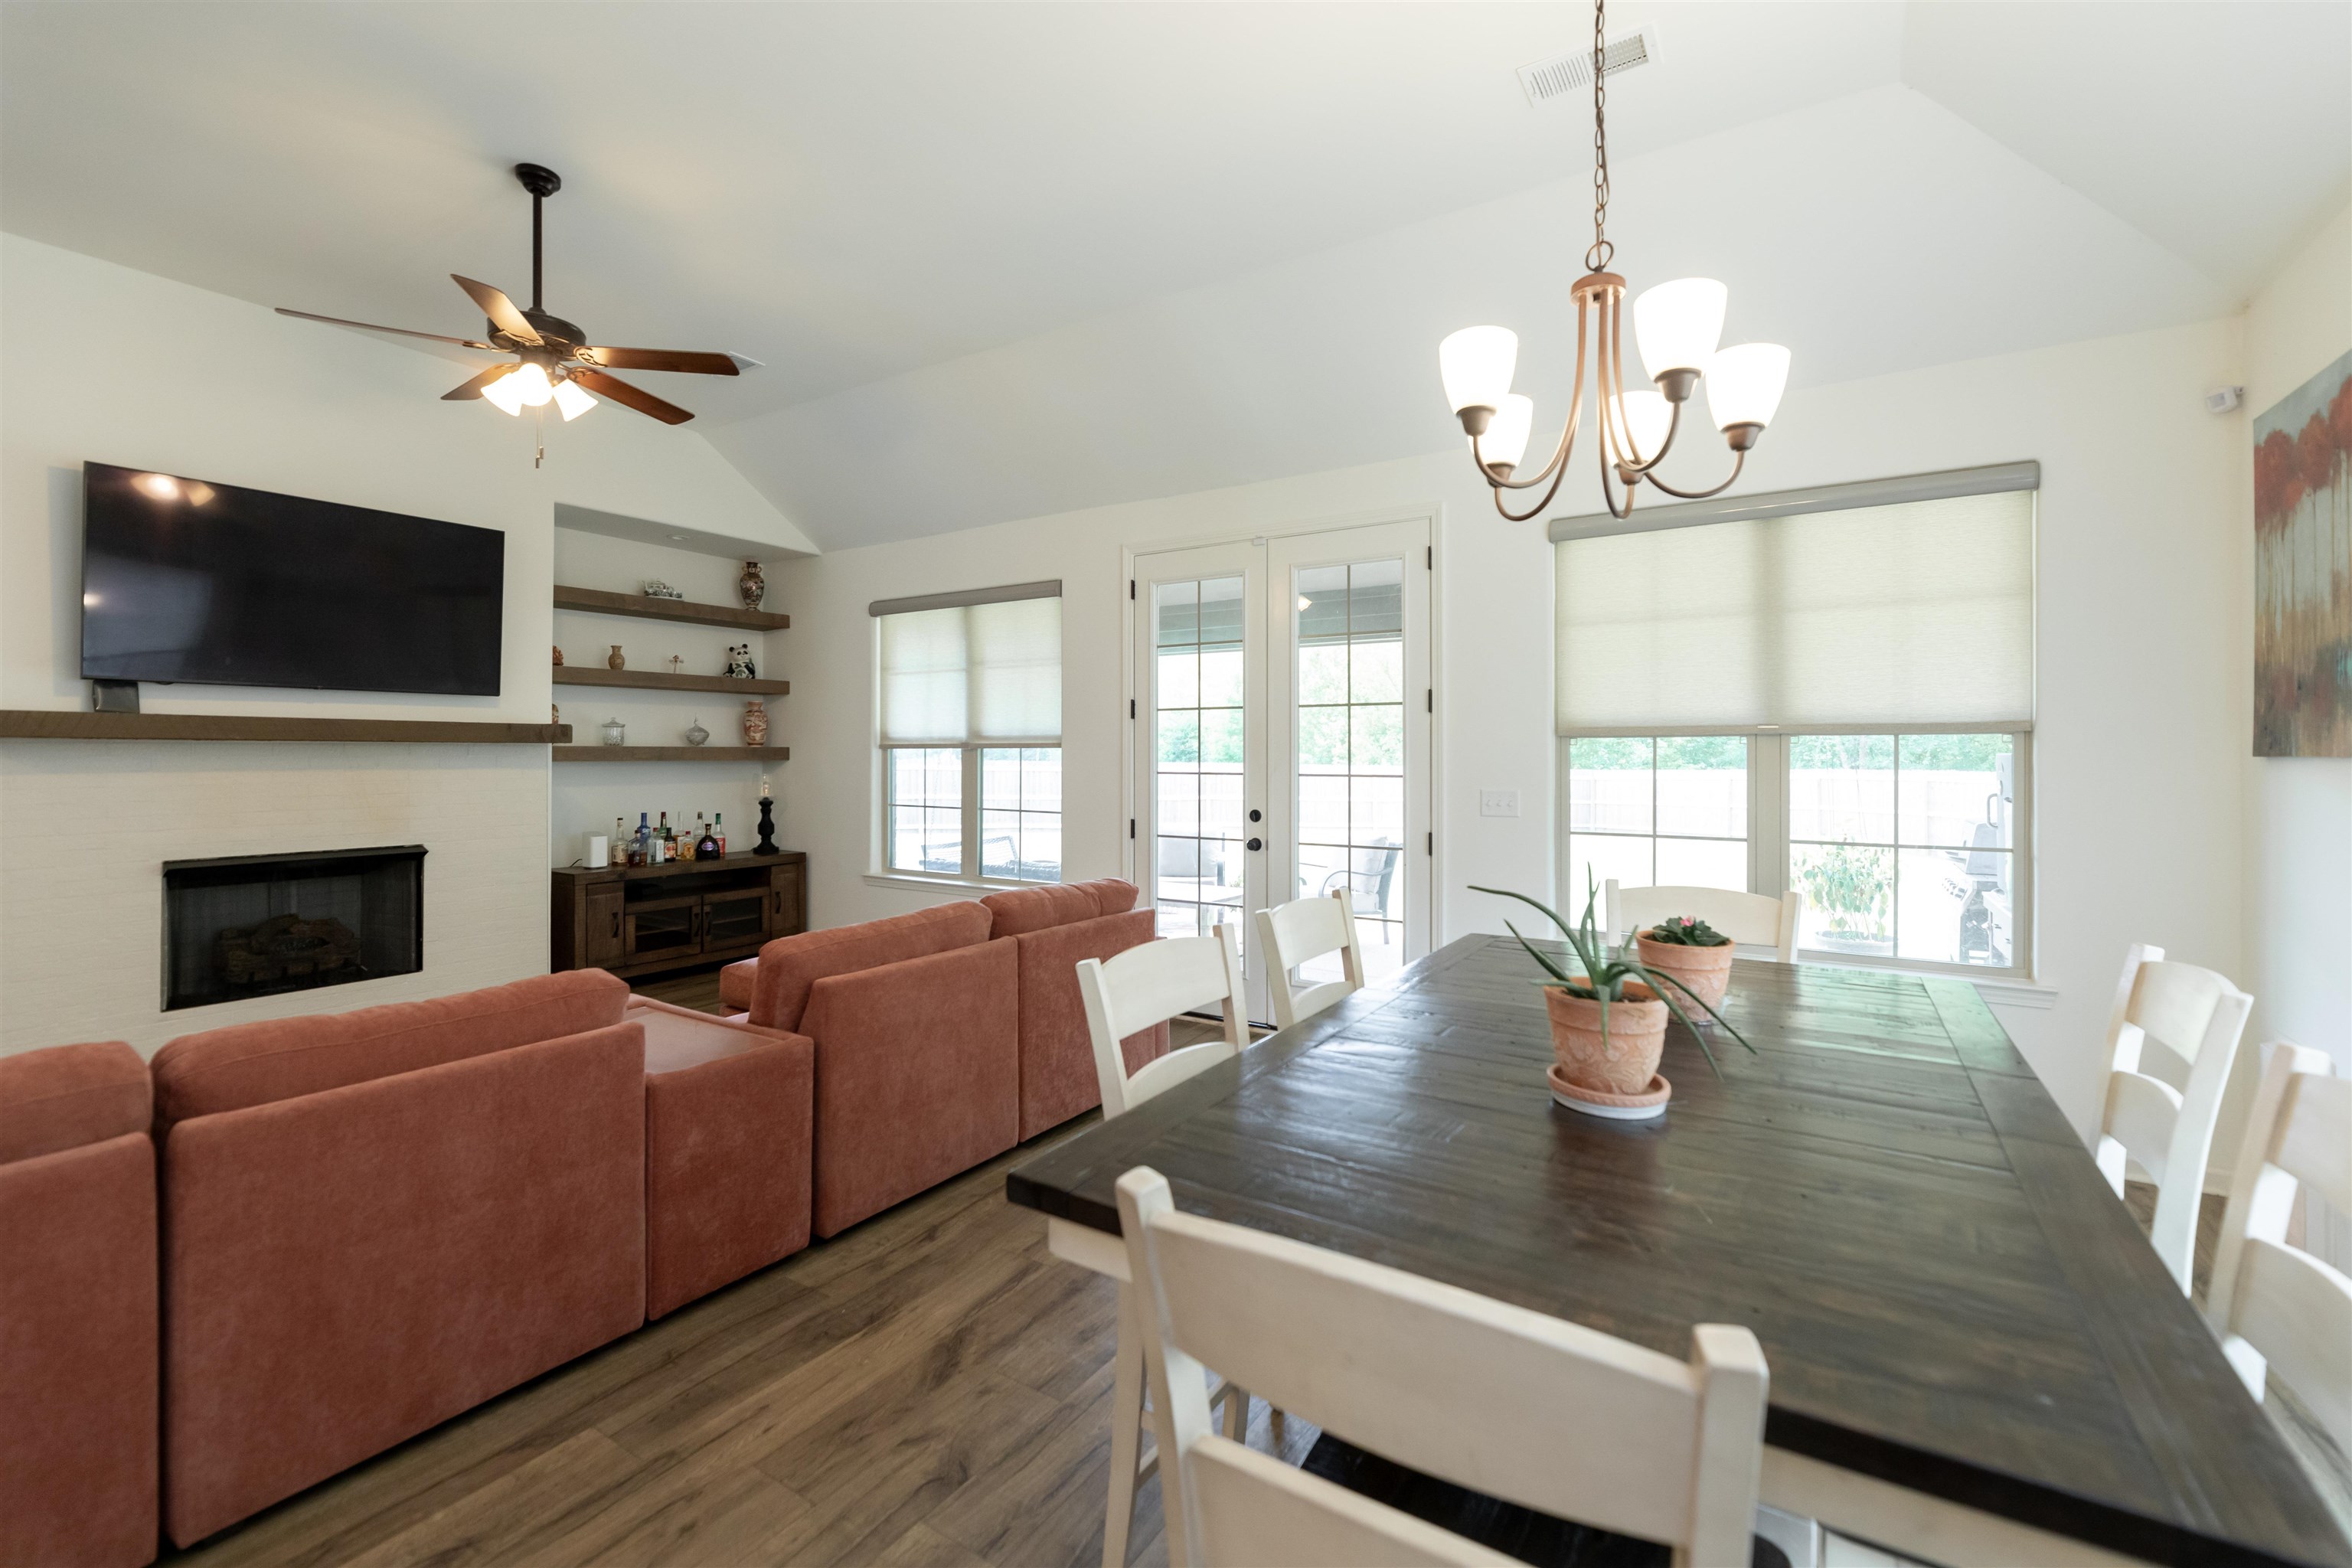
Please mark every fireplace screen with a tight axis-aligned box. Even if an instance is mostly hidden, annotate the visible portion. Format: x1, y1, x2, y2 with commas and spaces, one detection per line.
162, 846, 425, 1011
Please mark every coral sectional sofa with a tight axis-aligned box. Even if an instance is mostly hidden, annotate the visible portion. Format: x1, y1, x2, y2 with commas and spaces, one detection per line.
0, 1040, 158, 1568
980, 880, 1169, 1138
150, 970, 650, 1547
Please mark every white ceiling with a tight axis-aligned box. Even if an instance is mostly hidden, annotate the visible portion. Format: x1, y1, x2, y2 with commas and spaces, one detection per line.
5, 2, 2347, 548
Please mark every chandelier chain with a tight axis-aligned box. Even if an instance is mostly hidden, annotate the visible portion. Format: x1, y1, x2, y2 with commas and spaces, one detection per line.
1586, 0, 1612, 273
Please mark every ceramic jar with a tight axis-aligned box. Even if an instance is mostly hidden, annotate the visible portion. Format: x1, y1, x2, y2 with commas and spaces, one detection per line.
607, 645, 626, 670
1633, 932, 1736, 1017
742, 698, 769, 746
684, 717, 710, 747
739, 559, 766, 609
1543, 979, 1668, 1096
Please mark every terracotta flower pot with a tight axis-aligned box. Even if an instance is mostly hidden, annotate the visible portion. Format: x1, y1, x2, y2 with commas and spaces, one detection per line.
1544, 980, 1668, 1096
1634, 931, 1736, 1018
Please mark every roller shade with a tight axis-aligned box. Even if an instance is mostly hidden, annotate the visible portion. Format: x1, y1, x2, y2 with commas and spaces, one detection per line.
1555, 477, 2034, 733
879, 594, 1062, 744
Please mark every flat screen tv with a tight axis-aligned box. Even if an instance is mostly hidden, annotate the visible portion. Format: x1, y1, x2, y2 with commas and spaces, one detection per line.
80, 462, 504, 696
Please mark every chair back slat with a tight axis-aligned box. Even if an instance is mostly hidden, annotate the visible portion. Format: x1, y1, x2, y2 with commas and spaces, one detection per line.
1077, 926, 1246, 1118
2207, 1043, 2352, 1453
1256, 891, 1367, 1029
1116, 1168, 1766, 1565
2095, 944, 2252, 1292
1604, 882, 1801, 962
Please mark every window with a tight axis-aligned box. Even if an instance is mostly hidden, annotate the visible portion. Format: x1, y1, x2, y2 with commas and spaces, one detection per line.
1566, 736, 1749, 902
1553, 466, 2035, 977
875, 583, 1062, 883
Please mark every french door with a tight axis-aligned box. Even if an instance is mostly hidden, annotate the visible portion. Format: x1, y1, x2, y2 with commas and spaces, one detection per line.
1130, 518, 1432, 1022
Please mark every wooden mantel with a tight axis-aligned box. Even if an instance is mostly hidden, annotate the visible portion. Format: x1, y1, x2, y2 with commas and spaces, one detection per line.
0, 711, 573, 744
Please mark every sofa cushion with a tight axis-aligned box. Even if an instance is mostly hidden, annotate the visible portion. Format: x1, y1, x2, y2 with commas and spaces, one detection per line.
750, 900, 993, 1033
151, 969, 628, 1135
982, 877, 1142, 936
0, 1040, 149, 1166
1008, 906, 1167, 1139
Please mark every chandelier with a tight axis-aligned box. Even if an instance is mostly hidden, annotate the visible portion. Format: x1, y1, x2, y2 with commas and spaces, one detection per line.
1439, 0, 1790, 521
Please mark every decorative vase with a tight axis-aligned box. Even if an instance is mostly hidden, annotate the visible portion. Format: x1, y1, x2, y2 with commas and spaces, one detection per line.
684, 717, 709, 747
1633, 933, 1736, 1018
552, 645, 564, 666
607, 645, 626, 671
742, 698, 769, 746
600, 717, 626, 746
1543, 980, 1668, 1096
739, 560, 766, 610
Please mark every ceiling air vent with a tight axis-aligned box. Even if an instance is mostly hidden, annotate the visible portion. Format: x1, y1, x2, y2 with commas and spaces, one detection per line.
1517, 24, 1662, 107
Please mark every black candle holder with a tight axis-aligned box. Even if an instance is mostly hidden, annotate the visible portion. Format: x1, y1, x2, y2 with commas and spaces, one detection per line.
753, 795, 779, 855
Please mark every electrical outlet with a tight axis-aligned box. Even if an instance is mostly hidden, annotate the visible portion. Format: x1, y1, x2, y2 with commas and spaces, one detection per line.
1479, 789, 1520, 818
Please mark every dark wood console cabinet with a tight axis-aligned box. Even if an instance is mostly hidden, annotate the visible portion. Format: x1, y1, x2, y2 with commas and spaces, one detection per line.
551, 851, 805, 981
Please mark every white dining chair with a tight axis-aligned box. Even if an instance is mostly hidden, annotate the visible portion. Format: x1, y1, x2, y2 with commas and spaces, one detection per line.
1253, 890, 1367, 1029
1606, 881, 1803, 962
1116, 1164, 1770, 1568
1075, 926, 1251, 1568
2205, 1042, 2352, 1453
2096, 942, 2253, 1292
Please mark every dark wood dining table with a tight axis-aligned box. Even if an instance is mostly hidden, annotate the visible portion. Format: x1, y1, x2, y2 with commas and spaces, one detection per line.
1006, 935, 2352, 1568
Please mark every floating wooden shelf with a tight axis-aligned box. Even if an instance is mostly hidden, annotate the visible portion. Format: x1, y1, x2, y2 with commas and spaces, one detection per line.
0, 711, 571, 745
553, 745, 789, 763
554, 585, 790, 632
553, 667, 789, 697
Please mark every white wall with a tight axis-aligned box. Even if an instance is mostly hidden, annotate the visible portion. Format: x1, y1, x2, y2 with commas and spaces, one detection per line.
0, 234, 810, 1053
775, 314, 2252, 1143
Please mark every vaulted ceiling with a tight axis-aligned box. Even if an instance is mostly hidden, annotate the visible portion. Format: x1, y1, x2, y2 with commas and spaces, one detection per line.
5, 2, 2345, 547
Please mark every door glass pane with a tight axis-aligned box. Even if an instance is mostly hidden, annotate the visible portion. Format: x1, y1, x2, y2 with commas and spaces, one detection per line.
1295, 559, 1406, 981
1155, 576, 1244, 946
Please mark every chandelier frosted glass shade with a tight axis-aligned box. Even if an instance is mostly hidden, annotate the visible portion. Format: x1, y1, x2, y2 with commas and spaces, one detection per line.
1616, 389, 1673, 462
1632, 278, 1727, 381
1478, 394, 1536, 474
1439, 325, 1518, 419
1705, 344, 1792, 433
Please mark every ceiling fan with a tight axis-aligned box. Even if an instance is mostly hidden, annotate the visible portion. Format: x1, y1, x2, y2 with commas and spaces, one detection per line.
275, 162, 755, 429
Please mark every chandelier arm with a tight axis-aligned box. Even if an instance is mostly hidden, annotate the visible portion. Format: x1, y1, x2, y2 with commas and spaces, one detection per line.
1637, 446, 1748, 501
1597, 426, 1640, 521
1491, 449, 1576, 522
1474, 291, 1591, 491
1598, 292, 1682, 476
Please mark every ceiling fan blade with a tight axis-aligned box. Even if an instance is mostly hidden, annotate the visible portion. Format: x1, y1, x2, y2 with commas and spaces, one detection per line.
275, 306, 496, 351
442, 364, 519, 400
573, 347, 743, 376
451, 274, 540, 345
569, 368, 694, 425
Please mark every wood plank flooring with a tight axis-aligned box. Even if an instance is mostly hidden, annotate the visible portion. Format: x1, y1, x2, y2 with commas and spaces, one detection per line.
154, 962, 2343, 1566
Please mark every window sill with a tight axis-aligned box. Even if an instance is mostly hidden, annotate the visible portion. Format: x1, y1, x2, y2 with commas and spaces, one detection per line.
861, 871, 1059, 897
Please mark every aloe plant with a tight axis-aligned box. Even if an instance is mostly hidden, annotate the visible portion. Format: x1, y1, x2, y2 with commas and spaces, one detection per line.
1641, 916, 1731, 948
1470, 873, 1757, 1076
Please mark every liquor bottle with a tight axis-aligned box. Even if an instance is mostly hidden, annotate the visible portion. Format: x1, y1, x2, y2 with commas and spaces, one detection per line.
657, 812, 671, 864
697, 815, 720, 861
633, 812, 651, 867
713, 812, 726, 856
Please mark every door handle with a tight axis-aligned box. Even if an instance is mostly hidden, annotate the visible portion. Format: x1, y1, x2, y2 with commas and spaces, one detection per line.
1246, 838, 1264, 851
610, 911, 621, 939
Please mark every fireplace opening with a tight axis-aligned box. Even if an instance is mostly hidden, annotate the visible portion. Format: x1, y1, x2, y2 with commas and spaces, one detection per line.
162, 846, 425, 1011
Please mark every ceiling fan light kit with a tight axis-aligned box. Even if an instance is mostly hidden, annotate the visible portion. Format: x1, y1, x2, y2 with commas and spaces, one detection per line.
276, 162, 755, 459
1440, 0, 1790, 522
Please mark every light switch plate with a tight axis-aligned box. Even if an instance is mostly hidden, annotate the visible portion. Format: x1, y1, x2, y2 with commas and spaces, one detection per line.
1479, 789, 1520, 818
